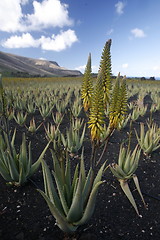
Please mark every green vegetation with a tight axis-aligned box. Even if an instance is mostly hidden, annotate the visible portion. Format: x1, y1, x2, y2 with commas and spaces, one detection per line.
0, 40, 160, 235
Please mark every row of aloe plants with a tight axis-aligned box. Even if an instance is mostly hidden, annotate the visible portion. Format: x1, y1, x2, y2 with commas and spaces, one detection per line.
0, 39, 160, 233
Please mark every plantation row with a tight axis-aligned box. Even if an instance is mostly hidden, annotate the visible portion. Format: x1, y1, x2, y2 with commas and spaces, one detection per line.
0, 40, 160, 235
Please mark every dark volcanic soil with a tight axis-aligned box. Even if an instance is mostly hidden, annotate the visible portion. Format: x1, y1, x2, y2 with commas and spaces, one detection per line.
0, 98, 160, 240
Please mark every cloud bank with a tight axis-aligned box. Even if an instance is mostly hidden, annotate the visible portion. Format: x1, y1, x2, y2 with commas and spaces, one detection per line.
131, 28, 146, 38
2, 30, 78, 52
115, 1, 126, 15
0, 0, 73, 32
0, 0, 77, 51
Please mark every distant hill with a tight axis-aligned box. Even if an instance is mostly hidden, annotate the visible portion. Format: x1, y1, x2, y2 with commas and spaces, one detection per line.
0, 51, 82, 77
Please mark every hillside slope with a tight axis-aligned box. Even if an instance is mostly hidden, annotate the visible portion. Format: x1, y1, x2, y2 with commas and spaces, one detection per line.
0, 51, 82, 77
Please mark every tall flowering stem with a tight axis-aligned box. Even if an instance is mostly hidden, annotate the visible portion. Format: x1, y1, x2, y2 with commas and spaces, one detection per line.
99, 39, 112, 105
109, 74, 128, 129
88, 71, 105, 142
81, 53, 93, 112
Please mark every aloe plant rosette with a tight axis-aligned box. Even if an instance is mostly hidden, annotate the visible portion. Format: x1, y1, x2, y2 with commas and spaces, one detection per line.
0, 129, 50, 186
110, 145, 146, 216
38, 151, 106, 233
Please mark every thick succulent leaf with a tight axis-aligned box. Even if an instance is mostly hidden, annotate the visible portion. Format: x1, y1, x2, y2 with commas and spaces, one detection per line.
65, 156, 71, 189
123, 153, 131, 174
126, 147, 141, 176
7, 152, 19, 181
11, 128, 16, 147
135, 130, 141, 146
75, 180, 104, 226
64, 183, 72, 207
18, 162, 26, 185
93, 161, 106, 187
0, 156, 13, 181
20, 134, 28, 171
112, 164, 127, 179
53, 171, 69, 216
80, 125, 86, 146
140, 123, 145, 144
80, 149, 86, 187
41, 160, 64, 214
72, 177, 78, 199
26, 142, 32, 177
64, 157, 71, 204
152, 144, 160, 152
51, 150, 64, 186
67, 174, 83, 222
144, 131, 150, 148
129, 145, 140, 166
38, 190, 77, 233
144, 143, 153, 154
82, 168, 94, 207
118, 146, 126, 169
119, 179, 140, 216
110, 165, 124, 179
127, 161, 138, 176
153, 135, 160, 146
0, 150, 10, 171
133, 174, 146, 207
71, 164, 79, 193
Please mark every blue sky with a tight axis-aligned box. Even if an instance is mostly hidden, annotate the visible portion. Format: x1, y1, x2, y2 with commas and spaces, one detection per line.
0, 0, 160, 77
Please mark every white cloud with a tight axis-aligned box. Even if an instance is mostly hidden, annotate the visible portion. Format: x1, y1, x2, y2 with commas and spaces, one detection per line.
0, 0, 24, 32
40, 29, 78, 51
25, 0, 73, 31
92, 65, 99, 73
107, 28, 114, 35
39, 57, 47, 60
0, 0, 73, 32
131, 28, 146, 38
2, 30, 78, 51
75, 65, 98, 73
75, 65, 86, 72
115, 1, 125, 15
21, 0, 29, 5
122, 63, 128, 68
2, 33, 39, 48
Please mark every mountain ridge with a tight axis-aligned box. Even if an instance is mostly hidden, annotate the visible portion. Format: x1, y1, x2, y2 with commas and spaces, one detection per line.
0, 51, 82, 77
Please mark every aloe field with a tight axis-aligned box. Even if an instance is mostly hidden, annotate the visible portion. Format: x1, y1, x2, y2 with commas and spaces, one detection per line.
1, 40, 160, 240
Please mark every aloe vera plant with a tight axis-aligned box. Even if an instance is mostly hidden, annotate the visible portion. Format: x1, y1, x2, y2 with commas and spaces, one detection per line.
130, 107, 141, 121
26, 100, 36, 114
110, 145, 146, 216
117, 114, 131, 130
26, 117, 42, 133
6, 107, 14, 120
61, 125, 86, 154
70, 97, 82, 118
135, 122, 160, 155
14, 111, 27, 126
139, 105, 148, 117
56, 100, 68, 114
38, 102, 53, 119
71, 117, 84, 131
52, 112, 64, 127
0, 129, 50, 186
44, 123, 59, 142
38, 151, 106, 233
0, 133, 7, 151
150, 103, 157, 113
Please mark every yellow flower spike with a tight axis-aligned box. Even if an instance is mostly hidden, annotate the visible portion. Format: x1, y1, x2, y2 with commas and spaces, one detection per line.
109, 74, 128, 130
81, 53, 93, 112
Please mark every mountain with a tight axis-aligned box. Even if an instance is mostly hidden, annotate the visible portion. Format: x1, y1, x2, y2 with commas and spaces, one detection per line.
0, 51, 82, 77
